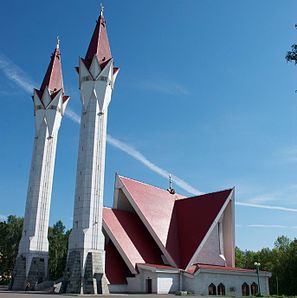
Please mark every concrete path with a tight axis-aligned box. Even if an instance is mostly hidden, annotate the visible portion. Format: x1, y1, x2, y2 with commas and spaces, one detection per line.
0, 291, 205, 298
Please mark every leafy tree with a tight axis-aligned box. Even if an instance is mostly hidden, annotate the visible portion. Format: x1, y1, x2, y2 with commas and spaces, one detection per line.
48, 220, 70, 280
236, 236, 297, 295
0, 216, 70, 284
286, 25, 297, 64
0, 216, 23, 284
286, 44, 297, 63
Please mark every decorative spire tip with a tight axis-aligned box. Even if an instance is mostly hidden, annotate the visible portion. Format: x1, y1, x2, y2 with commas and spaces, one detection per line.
56, 35, 60, 49
167, 174, 176, 194
100, 2, 104, 16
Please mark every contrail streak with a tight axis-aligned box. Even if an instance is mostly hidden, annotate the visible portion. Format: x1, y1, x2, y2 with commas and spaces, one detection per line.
65, 109, 81, 124
107, 134, 202, 195
237, 224, 297, 229
236, 202, 297, 213
0, 53, 36, 93
2, 53, 297, 212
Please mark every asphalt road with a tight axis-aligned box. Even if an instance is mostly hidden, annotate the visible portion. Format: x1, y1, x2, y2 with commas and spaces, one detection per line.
0, 291, 203, 298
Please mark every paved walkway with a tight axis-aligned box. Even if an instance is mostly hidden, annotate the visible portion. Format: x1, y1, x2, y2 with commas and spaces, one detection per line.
0, 291, 198, 298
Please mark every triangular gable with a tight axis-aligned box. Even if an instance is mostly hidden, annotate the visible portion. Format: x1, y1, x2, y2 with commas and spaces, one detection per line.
115, 175, 184, 267
102, 208, 163, 274
175, 189, 233, 269
193, 222, 226, 266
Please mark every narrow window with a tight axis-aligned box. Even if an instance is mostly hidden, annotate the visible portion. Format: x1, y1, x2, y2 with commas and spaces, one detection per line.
242, 282, 250, 296
251, 282, 258, 296
208, 283, 216, 295
218, 283, 225, 296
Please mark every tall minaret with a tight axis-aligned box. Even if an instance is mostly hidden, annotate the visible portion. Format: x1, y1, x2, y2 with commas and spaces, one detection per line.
64, 5, 119, 295
11, 39, 70, 290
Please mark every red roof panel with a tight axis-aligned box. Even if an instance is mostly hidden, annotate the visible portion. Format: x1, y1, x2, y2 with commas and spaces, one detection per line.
39, 47, 64, 96
84, 15, 112, 68
119, 176, 184, 265
175, 189, 233, 269
194, 263, 255, 273
103, 208, 163, 269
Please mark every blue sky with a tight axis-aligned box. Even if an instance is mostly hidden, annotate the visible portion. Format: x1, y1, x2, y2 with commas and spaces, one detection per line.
0, 0, 297, 251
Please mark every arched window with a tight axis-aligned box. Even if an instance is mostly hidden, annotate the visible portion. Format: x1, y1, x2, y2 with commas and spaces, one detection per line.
218, 283, 226, 296
242, 282, 250, 296
251, 282, 258, 296
208, 283, 217, 295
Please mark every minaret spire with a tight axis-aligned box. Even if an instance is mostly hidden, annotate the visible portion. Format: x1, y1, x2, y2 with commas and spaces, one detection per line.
38, 38, 65, 98
64, 6, 119, 295
11, 41, 70, 290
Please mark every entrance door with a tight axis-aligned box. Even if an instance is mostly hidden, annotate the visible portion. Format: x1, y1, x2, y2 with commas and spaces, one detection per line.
147, 278, 152, 293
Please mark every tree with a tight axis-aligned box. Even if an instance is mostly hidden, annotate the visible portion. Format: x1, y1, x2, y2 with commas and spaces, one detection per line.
286, 25, 297, 63
0, 216, 23, 284
48, 220, 70, 280
0, 216, 70, 284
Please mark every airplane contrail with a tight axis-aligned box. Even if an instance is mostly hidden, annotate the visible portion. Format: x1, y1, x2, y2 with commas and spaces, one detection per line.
1, 52, 297, 212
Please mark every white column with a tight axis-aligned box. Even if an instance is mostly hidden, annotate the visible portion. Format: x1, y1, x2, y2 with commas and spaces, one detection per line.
18, 90, 68, 275
68, 57, 116, 272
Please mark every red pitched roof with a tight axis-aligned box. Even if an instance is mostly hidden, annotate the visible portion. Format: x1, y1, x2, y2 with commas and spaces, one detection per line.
118, 176, 184, 266
103, 208, 163, 270
175, 189, 233, 269
137, 263, 178, 271
118, 176, 232, 269
187, 263, 256, 275
84, 14, 112, 68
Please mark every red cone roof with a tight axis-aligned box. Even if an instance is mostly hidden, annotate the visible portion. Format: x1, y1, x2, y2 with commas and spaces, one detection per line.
39, 47, 63, 94
84, 14, 112, 68
36, 44, 69, 103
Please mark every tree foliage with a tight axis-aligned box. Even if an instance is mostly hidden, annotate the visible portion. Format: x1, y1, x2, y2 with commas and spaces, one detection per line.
236, 236, 297, 296
286, 44, 297, 63
0, 216, 70, 284
48, 220, 70, 280
0, 216, 23, 284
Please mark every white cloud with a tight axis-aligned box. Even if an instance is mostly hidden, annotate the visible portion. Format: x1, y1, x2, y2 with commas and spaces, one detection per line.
0, 53, 36, 93
65, 108, 81, 124
136, 79, 190, 96
237, 224, 297, 229
107, 134, 202, 195
236, 201, 297, 213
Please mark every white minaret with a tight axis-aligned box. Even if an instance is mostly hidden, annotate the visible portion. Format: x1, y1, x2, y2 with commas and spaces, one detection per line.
11, 39, 70, 290
64, 5, 119, 294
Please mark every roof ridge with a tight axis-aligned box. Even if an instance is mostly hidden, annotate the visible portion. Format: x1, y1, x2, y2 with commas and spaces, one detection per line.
181, 188, 233, 201
118, 174, 184, 197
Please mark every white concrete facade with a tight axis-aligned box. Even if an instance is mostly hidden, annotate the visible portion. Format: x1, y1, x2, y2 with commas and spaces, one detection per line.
124, 266, 271, 296
127, 267, 180, 294
182, 269, 271, 297
68, 56, 117, 274
18, 88, 69, 276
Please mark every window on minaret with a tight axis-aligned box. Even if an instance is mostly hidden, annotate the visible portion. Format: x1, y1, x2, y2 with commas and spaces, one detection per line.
217, 283, 225, 296
208, 283, 216, 295
242, 282, 250, 296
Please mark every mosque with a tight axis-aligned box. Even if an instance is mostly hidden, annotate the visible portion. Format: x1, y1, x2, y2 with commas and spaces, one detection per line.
10, 4, 271, 296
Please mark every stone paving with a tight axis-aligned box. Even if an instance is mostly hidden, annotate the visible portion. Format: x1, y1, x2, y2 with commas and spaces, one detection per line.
0, 291, 205, 298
